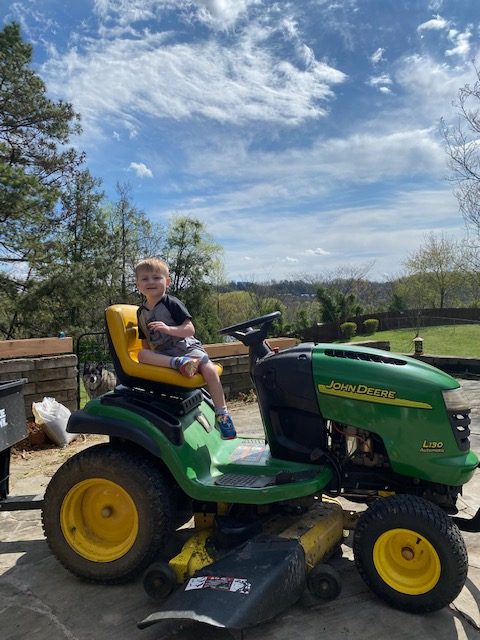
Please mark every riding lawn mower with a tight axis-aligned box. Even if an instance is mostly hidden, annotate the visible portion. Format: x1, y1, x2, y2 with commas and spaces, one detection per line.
41, 305, 480, 630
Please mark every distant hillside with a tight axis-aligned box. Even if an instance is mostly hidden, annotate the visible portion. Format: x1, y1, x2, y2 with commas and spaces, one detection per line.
224, 279, 393, 312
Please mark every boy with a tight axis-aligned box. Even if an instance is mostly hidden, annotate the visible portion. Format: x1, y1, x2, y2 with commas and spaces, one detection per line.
134, 257, 236, 440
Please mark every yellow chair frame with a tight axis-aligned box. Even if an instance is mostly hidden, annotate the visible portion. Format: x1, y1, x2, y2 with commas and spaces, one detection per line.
105, 304, 222, 390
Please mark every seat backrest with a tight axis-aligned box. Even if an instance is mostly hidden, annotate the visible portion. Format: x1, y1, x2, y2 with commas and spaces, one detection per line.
105, 304, 220, 390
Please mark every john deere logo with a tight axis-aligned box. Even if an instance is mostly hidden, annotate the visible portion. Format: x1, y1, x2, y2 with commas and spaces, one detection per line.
318, 380, 432, 410
323, 380, 396, 399
421, 440, 444, 452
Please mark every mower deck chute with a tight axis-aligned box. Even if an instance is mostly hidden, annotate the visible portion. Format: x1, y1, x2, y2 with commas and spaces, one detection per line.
138, 536, 306, 630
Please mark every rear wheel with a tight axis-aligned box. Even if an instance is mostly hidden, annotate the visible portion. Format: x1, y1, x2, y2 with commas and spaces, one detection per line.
353, 495, 468, 613
42, 443, 174, 584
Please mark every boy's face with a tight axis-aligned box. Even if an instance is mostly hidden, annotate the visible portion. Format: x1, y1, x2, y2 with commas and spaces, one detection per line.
136, 268, 171, 300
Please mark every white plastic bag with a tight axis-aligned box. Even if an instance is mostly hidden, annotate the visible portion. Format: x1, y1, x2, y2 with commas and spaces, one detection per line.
32, 397, 76, 447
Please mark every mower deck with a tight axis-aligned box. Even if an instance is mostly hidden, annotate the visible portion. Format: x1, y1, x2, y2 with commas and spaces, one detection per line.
139, 498, 347, 630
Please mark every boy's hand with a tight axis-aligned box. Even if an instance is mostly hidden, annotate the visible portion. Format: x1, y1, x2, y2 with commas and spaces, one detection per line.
148, 321, 171, 334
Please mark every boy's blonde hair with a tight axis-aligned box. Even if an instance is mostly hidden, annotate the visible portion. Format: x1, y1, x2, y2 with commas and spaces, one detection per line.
134, 258, 170, 277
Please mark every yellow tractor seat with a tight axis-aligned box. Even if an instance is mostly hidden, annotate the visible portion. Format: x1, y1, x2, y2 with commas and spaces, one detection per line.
105, 304, 222, 391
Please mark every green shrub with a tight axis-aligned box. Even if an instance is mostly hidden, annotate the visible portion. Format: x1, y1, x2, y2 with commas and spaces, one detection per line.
363, 318, 379, 335
340, 322, 357, 340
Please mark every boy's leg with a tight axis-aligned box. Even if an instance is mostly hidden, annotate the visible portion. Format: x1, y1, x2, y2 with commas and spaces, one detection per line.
199, 360, 226, 407
138, 349, 199, 378
138, 349, 172, 367
200, 361, 236, 439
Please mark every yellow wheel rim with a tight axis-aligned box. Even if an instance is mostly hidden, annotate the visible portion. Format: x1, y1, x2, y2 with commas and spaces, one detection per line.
373, 528, 441, 595
60, 478, 139, 563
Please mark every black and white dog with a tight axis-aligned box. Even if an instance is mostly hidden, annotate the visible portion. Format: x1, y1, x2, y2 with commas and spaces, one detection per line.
83, 363, 117, 399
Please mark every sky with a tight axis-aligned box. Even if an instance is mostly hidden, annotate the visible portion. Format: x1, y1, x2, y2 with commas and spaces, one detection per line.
2, 0, 480, 283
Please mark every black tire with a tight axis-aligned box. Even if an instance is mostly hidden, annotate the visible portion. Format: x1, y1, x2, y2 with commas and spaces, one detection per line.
42, 443, 174, 584
353, 495, 468, 613
307, 563, 342, 601
143, 562, 177, 600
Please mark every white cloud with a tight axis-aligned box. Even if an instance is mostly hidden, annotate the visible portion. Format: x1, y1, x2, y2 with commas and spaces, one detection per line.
171, 186, 461, 282
194, 0, 258, 29
368, 74, 393, 93
446, 28, 472, 58
41, 26, 346, 135
305, 248, 330, 256
281, 16, 299, 40
194, 188, 464, 281
93, 0, 158, 24
186, 128, 445, 197
93, 0, 257, 31
370, 48, 385, 64
129, 162, 153, 177
368, 74, 392, 87
394, 54, 476, 122
417, 15, 448, 32
415, 14, 471, 59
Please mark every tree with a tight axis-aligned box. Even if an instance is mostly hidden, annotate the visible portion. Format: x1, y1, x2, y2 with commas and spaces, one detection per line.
442, 64, 480, 233
218, 291, 256, 328
0, 23, 82, 265
387, 291, 407, 313
403, 232, 461, 309
107, 183, 163, 303
454, 240, 480, 306
163, 216, 224, 343
163, 217, 222, 292
316, 286, 362, 323
0, 22, 85, 338
3, 170, 110, 338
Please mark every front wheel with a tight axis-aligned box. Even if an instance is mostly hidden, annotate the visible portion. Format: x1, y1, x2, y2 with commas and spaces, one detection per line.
353, 495, 468, 613
42, 443, 174, 584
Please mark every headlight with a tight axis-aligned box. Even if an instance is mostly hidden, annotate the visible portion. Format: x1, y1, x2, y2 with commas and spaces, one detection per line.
442, 387, 471, 412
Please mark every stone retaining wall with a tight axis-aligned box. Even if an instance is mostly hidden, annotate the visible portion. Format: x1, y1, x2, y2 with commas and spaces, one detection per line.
0, 355, 78, 418
214, 355, 251, 399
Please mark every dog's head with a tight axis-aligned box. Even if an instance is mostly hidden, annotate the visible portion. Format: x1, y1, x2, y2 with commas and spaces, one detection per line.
83, 363, 104, 390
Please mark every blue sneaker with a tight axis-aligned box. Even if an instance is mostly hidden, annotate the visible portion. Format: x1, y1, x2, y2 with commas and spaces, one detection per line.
216, 413, 237, 440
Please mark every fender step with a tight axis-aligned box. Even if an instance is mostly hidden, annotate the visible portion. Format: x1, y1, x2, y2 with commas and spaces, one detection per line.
214, 469, 317, 488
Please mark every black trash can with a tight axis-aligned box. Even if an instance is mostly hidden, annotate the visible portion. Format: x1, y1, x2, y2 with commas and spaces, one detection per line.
0, 378, 28, 500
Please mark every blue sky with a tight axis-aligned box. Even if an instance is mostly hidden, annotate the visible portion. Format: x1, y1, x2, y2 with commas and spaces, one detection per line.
2, 0, 480, 282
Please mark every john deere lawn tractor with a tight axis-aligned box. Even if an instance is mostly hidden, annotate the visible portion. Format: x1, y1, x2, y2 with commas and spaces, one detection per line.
42, 305, 479, 630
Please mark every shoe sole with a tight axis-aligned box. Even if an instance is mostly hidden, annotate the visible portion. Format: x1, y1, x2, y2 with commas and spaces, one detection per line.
179, 359, 200, 378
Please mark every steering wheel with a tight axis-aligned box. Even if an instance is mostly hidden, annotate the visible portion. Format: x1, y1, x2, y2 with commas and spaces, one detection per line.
219, 311, 281, 336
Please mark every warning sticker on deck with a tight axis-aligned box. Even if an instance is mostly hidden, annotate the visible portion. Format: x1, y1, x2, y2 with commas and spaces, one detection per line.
185, 576, 251, 594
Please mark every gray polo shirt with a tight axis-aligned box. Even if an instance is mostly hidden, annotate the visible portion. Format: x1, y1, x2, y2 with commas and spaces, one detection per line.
136, 294, 207, 358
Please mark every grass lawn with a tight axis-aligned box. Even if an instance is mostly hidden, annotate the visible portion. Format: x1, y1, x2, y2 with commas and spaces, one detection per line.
79, 379, 88, 408
349, 323, 480, 358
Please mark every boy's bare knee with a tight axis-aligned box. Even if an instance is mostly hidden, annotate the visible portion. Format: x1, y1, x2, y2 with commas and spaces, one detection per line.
138, 349, 148, 363
201, 360, 219, 379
